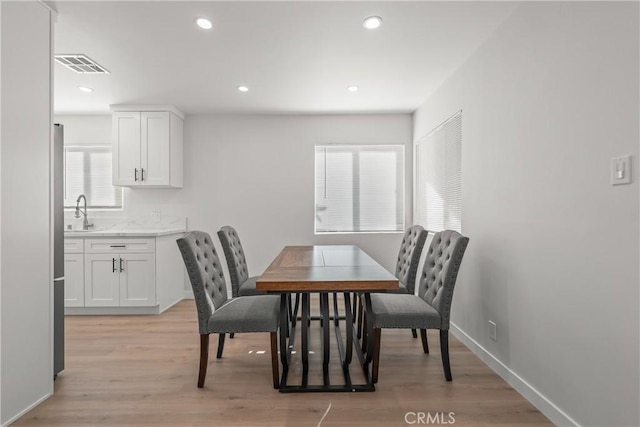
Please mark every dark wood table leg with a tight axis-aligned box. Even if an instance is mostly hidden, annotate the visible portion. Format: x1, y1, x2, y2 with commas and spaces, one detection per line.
279, 294, 289, 370
320, 292, 330, 386
352, 292, 358, 321
291, 293, 300, 327
357, 296, 364, 339
343, 292, 353, 365
332, 292, 340, 326
301, 292, 310, 387
364, 293, 375, 365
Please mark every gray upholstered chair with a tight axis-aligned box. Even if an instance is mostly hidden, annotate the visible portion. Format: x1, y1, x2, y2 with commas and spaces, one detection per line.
217, 226, 265, 297
367, 230, 469, 383
356, 225, 429, 339
218, 225, 300, 336
395, 225, 429, 295
176, 231, 281, 389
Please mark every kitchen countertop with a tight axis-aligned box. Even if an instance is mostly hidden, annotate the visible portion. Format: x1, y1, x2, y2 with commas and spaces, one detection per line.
65, 228, 187, 238
64, 216, 188, 238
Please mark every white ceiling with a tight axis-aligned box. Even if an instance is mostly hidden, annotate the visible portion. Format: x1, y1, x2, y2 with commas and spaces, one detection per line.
53, 1, 518, 115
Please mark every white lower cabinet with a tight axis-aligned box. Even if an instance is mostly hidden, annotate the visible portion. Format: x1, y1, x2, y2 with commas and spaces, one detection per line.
85, 252, 156, 307
64, 253, 84, 307
84, 254, 121, 307
84, 239, 156, 307
65, 235, 183, 314
119, 253, 156, 306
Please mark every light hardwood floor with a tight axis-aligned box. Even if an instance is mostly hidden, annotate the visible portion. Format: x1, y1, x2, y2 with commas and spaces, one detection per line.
16, 300, 551, 426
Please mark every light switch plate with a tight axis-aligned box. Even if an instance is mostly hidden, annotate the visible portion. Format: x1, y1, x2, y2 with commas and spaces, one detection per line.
611, 155, 631, 185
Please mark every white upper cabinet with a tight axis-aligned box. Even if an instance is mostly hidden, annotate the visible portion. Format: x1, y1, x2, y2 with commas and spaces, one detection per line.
141, 112, 171, 186
111, 105, 184, 188
113, 112, 141, 186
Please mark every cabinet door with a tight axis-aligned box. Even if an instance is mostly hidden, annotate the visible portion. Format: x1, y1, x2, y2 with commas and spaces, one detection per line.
64, 253, 84, 307
140, 112, 171, 186
84, 254, 120, 307
119, 253, 156, 307
113, 112, 141, 186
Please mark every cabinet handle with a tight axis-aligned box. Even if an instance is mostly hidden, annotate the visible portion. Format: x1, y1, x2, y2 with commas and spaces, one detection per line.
141, 168, 145, 182
110, 245, 126, 248
134, 168, 138, 181
119, 258, 124, 273
112, 258, 116, 273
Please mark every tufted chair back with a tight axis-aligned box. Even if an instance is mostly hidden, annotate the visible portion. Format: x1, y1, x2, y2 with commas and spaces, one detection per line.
417, 230, 469, 330
217, 226, 250, 298
395, 225, 428, 293
177, 231, 229, 334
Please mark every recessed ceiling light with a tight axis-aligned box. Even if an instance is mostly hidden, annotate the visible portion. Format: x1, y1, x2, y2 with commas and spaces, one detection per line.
78, 86, 93, 93
347, 85, 359, 92
237, 85, 249, 92
195, 17, 213, 30
363, 16, 383, 30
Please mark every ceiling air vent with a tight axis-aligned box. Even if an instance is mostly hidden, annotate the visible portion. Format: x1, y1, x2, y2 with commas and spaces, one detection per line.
54, 54, 110, 74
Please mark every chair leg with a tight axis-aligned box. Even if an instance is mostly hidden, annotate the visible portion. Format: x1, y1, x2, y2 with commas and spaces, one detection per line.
198, 334, 209, 388
372, 328, 381, 384
440, 330, 452, 381
411, 329, 418, 339
216, 333, 226, 359
270, 332, 280, 389
420, 329, 429, 353
230, 333, 235, 339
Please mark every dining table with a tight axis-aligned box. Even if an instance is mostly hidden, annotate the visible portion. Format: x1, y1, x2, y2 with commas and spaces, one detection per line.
256, 245, 398, 392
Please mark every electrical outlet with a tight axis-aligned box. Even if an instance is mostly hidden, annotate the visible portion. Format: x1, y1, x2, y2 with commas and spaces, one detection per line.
151, 208, 162, 219
489, 321, 497, 341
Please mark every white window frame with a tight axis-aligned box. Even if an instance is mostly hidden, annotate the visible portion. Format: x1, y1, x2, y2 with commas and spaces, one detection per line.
314, 144, 405, 234
63, 145, 124, 211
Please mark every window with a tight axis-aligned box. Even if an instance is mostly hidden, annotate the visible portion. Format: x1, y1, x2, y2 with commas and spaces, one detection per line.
315, 145, 405, 233
414, 111, 462, 232
64, 145, 123, 209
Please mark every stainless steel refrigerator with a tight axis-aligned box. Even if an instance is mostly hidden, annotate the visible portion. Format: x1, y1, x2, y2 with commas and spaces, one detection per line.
53, 123, 64, 378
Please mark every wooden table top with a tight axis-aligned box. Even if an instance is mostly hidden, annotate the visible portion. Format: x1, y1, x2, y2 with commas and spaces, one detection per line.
256, 245, 399, 292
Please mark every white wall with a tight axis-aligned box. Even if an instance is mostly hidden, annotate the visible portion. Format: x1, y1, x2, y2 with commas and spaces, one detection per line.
413, 2, 639, 426
1, 2, 54, 424
135, 114, 413, 278
55, 114, 413, 290
54, 114, 110, 146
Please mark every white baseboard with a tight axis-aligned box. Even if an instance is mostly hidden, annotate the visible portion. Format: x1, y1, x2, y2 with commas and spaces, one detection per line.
3, 392, 51, 426
66, 306, 159, 315
450, 323, 580, 427
183, 290, 194, 299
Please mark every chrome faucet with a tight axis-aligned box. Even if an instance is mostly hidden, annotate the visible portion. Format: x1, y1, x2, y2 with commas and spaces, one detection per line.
74, 194, 94, 230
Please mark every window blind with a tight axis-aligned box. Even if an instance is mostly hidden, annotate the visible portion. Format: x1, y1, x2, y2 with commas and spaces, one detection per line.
64, 146, 123, 209
315, 145, 404, 233
415, 112, 462, 232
